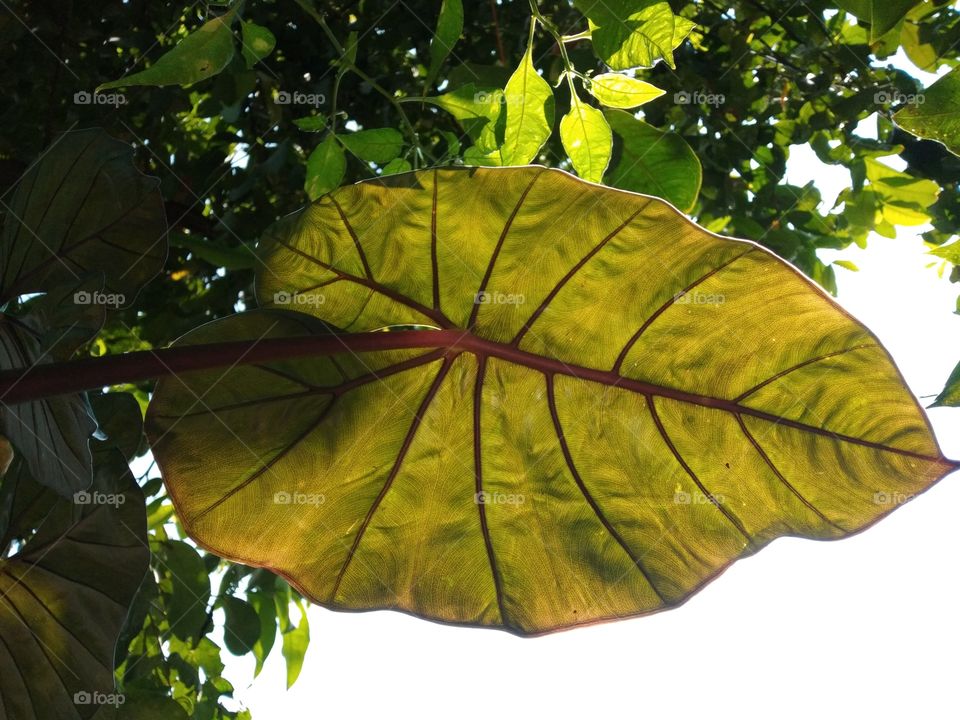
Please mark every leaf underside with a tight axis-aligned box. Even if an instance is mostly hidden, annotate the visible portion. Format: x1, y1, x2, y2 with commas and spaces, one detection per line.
146, 167, 956, 636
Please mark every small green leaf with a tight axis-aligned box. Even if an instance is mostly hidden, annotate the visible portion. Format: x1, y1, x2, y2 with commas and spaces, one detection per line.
171, 234, 257, 271
98, 10, 237, 89
305, 134, 346, 200
293, 115, 327, 132
425, 0, 464, 90
248, 590, 278, 677
340, 128, 404, 164
281, 600, 310, 689
500, 44, 555, 165
381, 158, 413, 175
344, 31, 359, 66
893, 66, 960, 157
833, 259, 859, 271
603, 109, 702, 211
931, 240, 960, 264
933, 358, 960, 407
423, 84, 504, 154
835, 0, 917, 42
588, 73, 664, 108
560, 94, 612, 183
241, 20, 276, 68
865, 157, 939, 224
220, 596, 261, 656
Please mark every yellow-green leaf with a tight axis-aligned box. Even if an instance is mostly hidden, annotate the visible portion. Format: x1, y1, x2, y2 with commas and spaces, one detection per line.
560, 95, 612, 183
589, 73, 665, 108
98, 10, 237, 90
577, 1, 692, 70
339, 128, 404, 164
500, 44, 555, 165
146, 167, 956, 636
834, 0, 918, 42
305, 135, 346, 200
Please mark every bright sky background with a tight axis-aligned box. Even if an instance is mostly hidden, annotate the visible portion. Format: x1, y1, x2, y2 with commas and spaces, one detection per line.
210, 52, 960, 720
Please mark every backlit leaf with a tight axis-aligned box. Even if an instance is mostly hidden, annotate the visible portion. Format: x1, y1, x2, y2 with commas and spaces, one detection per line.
240, 20, 276, 69
499, 44, 555, 165
604, 109, 702, 211
559, 95, 612, 183
305, 135, 346, 201
98, 10, 237, 90
578, 1, 692, 70
146, 167, 956, 636
835, 0, 917, 42
893, 66, 960, 157
588, 73, 665, 108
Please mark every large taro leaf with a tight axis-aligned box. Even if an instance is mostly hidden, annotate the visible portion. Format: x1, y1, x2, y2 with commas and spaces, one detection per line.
146, 167, 957, 636
0, 128, 167, 307
0, 315, 96, 497
0, 456, 148, 719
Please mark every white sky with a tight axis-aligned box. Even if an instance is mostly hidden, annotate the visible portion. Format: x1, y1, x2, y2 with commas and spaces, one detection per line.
206, 50, 960, 720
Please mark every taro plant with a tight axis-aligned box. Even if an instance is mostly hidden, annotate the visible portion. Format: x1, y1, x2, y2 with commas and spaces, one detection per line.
1, 0, 960, 717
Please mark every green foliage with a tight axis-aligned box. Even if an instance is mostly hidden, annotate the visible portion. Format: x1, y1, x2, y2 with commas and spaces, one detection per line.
0, 0, 959, 714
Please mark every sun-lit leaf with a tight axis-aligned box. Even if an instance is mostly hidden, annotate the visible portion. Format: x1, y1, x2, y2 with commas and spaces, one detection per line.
98, 9, 237, 89
146, 167, 956, 636
281, 599, 309, 689
835, 0, 918, 42
423, 84, 504, 154
0, 129, 167, 306
241, 20, 276, 68
305, 135, 346, 200
933, 359, 960, 407
0, 463, 147, 719
559, 95, 612, 182
499, 43, 555, 165
425, 0, 464, 90
893, 66, 960, 157
578, 1, 692, 70
865, 157, 940, 225
339, 128, 404, 164
604, 109, 702, 211
588, 73, 665, 108
293, 116, 327, 132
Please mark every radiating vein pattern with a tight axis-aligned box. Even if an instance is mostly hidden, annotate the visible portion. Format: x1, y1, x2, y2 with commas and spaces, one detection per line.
148, 167, 956, 635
